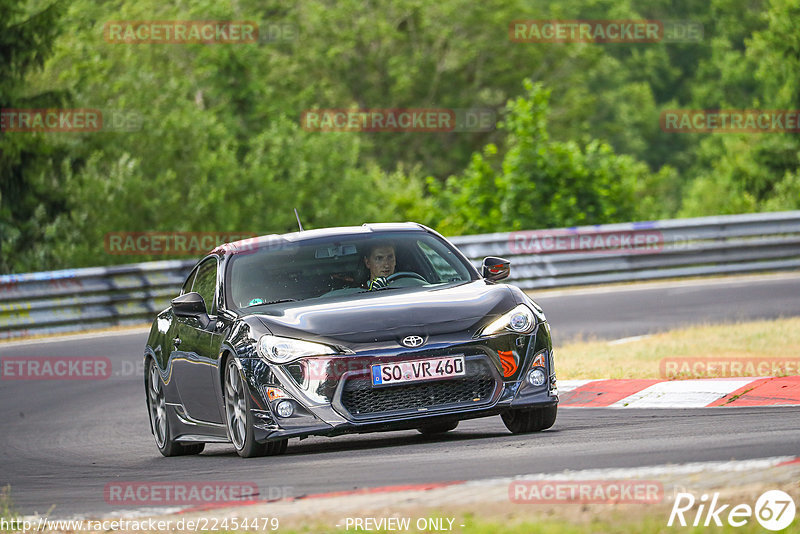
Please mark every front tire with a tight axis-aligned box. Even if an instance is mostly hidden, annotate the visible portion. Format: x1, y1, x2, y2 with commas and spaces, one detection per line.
146, 359, 205, 456
224, 358, 288, 458
501, 405, 557, 434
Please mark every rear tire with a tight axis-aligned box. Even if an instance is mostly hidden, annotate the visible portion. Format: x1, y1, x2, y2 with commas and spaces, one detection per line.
224, 358, 288, 458
146, 359, 205, 456
501, 405, 557, 434
417, 421, 458, 435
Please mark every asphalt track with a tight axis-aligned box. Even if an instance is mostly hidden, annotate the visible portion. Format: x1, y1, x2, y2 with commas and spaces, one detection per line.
533, 273, 800, 341
1, 274, 799, 517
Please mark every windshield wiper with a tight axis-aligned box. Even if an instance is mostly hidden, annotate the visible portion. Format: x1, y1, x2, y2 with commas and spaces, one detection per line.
262, 298, 298, 305
244, 298, 297, 308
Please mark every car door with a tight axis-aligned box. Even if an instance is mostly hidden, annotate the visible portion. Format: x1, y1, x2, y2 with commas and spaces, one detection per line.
172, 257, 225, 424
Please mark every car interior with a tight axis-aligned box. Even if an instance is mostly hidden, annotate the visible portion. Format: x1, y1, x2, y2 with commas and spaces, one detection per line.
228, 237, 468, 309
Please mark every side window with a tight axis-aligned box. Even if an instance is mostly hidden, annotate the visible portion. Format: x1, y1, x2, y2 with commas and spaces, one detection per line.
181, 269, 197, 295
417, 241, 461, 282
192, 259, 218, 315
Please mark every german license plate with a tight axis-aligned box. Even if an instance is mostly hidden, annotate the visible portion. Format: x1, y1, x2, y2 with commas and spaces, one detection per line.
371, 355, 465, 386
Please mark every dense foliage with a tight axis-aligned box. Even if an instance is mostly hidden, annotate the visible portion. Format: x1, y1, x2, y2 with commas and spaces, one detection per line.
1, 0, 798, 272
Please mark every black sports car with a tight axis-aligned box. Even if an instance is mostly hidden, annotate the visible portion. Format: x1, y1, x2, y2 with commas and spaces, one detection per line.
144, 223, 558, 457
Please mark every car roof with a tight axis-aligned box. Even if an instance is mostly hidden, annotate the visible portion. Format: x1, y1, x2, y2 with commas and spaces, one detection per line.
213, 222, 431, 255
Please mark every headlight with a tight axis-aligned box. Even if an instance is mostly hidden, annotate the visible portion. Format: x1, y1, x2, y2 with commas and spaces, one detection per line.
478, 304, 536, 336
257, 334, 337, 364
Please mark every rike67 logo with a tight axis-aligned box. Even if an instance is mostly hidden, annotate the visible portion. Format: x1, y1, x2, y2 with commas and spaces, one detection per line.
669, 490, 796, 531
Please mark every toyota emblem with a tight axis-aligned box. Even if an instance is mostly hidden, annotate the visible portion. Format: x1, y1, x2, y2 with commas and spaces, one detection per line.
401, 335, 425, 348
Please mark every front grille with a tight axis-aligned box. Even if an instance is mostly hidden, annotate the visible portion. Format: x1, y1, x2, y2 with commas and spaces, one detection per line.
339, 358, 498, 419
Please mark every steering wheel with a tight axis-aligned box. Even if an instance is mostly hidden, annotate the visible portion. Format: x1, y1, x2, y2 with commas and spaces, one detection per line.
386, 271, 427, 283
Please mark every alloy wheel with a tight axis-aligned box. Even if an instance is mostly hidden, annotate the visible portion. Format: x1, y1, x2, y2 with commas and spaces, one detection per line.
225, 360, 247, 450
147, 361, 167, 448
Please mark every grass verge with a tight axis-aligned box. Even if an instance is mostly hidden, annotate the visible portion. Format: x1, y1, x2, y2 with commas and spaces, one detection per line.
0, 323, 150, 344
554, 317, 800, 379
0, 486, 20, 532
291, 513, 798, 534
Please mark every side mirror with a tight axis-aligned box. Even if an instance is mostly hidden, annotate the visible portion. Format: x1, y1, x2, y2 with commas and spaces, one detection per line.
482, 256, 510, 282
172, 292, 211, 328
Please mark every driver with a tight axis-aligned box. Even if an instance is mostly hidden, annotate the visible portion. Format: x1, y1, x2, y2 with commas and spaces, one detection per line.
363, 243, 396, 291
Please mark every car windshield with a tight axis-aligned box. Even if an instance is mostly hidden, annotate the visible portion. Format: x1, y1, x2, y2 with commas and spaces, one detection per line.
225, 231, 476, 310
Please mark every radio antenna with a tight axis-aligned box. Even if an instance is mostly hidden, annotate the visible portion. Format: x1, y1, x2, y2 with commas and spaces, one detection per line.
294, 208, 304, 231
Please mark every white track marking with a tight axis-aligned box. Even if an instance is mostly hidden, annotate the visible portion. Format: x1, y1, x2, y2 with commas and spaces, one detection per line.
608, 334, 652, 345
610, 378, 759, 408
469, 455, 798, 486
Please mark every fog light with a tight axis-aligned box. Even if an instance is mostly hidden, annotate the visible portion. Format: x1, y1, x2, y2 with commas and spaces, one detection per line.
276, 400, 294, 418
527, 368, 546, 387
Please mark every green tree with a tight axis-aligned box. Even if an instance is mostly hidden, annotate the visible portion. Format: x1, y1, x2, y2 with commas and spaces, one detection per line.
0, 0, 68, 272
680, 0, 800, 216
5, 0, 800, 272
430, 80, 671, 235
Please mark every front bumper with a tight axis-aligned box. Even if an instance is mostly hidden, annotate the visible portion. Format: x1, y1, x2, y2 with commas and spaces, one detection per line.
240, 323, 557, 442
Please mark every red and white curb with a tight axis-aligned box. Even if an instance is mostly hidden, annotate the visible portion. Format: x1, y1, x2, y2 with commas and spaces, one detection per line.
558, 376, 800, 408
126, 456, 800, 521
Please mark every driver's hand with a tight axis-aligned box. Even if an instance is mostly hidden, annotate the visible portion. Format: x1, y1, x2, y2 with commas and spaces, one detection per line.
367, 276, 388, 291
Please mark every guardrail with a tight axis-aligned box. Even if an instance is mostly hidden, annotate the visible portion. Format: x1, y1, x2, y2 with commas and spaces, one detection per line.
2, 211, 799, 339
0, 260, 195, 339
449, 210, 800, 289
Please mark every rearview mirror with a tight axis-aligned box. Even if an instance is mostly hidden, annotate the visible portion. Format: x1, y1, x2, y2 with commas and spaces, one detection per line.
315, 244, 358, 258
482, 256, 510, 282
172, 292, 211, 328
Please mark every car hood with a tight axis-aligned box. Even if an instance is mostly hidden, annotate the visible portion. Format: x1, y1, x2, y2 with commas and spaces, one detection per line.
250, 281, 516, 345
